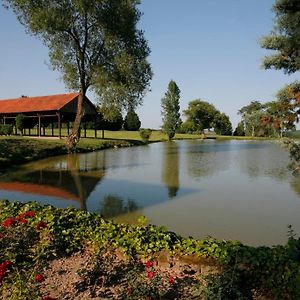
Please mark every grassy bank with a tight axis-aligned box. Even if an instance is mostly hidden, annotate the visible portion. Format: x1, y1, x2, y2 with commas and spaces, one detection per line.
0, 200, 299, 299
0, 136, 138, 170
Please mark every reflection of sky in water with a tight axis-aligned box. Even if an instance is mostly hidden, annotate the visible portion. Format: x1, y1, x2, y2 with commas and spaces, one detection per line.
0, 140, 299, 247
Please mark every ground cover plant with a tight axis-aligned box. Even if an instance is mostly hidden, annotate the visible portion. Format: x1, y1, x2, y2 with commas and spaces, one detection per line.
1, 200, 300, 299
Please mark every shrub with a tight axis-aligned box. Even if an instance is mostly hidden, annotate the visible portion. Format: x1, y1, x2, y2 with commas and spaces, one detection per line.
16, 114, 25, 135
139, 128, 152, 143
0, 124, 13, 136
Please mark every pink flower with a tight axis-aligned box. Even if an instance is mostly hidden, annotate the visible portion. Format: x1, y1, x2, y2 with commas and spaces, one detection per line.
35, 274, 44, 283
147, 271, 155, 279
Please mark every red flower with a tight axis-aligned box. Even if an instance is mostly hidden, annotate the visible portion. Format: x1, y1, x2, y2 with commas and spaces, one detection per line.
0, 233, 4, 239
25, 211, 35, 218
169, 275, 176, 284
36, 221, 47, 231
2, 218, 15, 228
145, 261, 154, 268
19, 218, 28, 225
1, 261, 13, 269
42, 296, 56, 300
35, 274, 44, 283
147, 271, 155, 279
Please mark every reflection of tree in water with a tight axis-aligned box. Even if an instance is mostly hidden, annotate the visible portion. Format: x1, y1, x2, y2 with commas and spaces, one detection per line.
187, 141, 230, 179
290, 176, 300, 198
100, 195, 138, 218
238, 142, 291, 181
162, 142, 180, 198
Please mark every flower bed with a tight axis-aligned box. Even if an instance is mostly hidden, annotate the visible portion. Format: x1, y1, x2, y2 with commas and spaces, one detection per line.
0, 200, 300, 299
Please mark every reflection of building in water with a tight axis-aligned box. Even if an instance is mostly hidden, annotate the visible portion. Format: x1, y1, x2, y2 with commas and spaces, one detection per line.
0, 153, 106, 210
162, 142, 180, 198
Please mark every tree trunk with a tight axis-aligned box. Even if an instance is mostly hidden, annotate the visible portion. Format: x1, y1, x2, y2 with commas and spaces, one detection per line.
66, 91, 85, 151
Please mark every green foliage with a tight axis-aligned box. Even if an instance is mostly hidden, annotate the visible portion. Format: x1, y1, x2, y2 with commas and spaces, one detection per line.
15, 114, 25, 135
0, 124, 13, 136
98, 105, 123, 131
1, 201, 300, 299
4, 0, 152, 107
213, 113, 232, 135
161, 80, 181, 140
260, 0, 300, 74
139, 128, 152, 143
178, 120, 197, 134
183, 99, 218, 133
124, 110, 141, 131
233, 121, 245, 136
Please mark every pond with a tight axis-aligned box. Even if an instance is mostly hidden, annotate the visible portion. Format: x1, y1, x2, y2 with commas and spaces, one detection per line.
1, 139, 300, 246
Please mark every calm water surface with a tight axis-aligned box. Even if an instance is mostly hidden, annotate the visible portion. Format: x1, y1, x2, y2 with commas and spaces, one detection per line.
1, 140, 300, 246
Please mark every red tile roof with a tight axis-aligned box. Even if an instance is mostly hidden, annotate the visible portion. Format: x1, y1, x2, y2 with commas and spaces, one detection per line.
0, 93, 80, 114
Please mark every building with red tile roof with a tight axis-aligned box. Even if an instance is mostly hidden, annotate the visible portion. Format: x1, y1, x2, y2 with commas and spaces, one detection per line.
0, 93, 98, 138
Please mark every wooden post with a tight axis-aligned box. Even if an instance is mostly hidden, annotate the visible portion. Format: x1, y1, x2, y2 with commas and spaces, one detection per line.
57, 112, 61, 139
51, 122, 54, 136
84, 121, 87, 138
29, 128, 31, 136
38, 114, 41, 137
67, 122, 70, 135
3, 116, 6, 125
94, 117, 97, 138
43, 125, 45, 136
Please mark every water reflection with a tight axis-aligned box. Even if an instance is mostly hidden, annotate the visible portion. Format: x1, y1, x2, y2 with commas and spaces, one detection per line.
186, 140, 231, 179
162, 142, 180, 198
0, 153, 106, 209
1, 140, 300, 246
99, 194, 138, 218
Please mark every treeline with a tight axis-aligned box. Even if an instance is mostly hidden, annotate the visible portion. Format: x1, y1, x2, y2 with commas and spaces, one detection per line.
235, 82, 300, 138
161, 80, 233, 140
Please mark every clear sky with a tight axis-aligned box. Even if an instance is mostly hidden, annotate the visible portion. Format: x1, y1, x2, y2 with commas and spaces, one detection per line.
0, 0, 299, 129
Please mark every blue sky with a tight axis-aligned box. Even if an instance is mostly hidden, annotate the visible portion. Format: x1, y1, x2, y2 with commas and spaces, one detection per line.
0, 0, 299, 129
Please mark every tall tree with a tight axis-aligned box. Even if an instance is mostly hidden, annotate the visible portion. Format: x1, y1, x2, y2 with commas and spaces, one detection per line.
4, 0, 152, 149
260, 0, 300, 74
161, 80, 181, 141
183, 100, 217, 133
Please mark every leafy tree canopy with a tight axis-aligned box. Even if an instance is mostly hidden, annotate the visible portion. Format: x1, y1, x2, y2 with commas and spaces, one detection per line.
183, 100, 218, 132
213, 112, 232, 136
260, 0, 300, 74
4, 0, 152, 146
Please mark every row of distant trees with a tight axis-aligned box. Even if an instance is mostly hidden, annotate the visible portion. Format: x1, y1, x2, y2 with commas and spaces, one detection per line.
234, 82, 300, 137
161, 80, 233, 140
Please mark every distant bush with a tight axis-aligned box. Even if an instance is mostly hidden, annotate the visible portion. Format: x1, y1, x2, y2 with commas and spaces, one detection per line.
0, 124, 13, 136
139, 128, 152, 143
